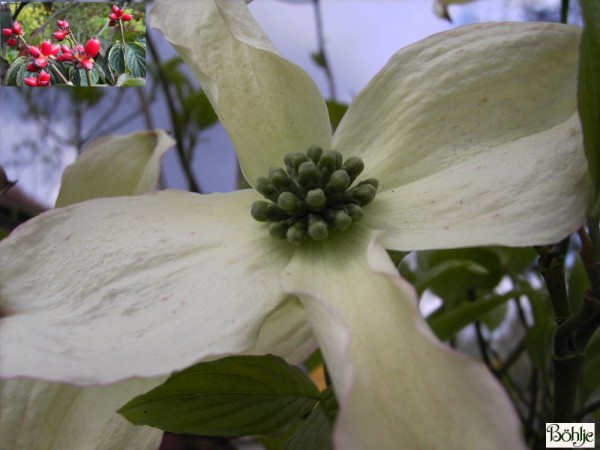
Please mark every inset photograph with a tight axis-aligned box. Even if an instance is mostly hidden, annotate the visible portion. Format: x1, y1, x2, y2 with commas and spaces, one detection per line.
1, 2, 146, 87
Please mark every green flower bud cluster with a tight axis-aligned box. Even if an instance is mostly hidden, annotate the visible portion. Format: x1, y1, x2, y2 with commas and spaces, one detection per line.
251, 145, 378, 245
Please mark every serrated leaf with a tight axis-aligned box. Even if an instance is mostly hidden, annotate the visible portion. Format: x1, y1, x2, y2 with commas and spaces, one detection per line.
579, 0, 600, 194
5, 56, 27, 86
119, 355, 320, 436
108, 43, 126, 75
125, 42, 146, 78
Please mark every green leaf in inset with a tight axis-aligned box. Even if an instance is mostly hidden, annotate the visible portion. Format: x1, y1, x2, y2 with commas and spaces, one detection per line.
579, 0, 600, 195
125, 42, 146, 78
108, 43, 126, 76
5, 56, 27, 86
116, 74, 146, 87
118, 355, 320, 436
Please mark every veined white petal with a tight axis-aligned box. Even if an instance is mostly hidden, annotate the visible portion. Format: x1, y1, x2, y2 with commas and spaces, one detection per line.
0, 190, 293, 384
333, 23, 582, 191
55, 130, 174, 207
281, 227, 525, 449
0, 377, 164, 450
365, 113, 591, 250
150, 0, 331, 186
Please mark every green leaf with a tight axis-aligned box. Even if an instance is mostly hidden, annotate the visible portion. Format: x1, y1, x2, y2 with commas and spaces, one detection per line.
108, 43, 126, 75
319, 386, 339, 424
125, 42, 146, 78
284, 405, 332, 450
118, 355, 320, 436
284, 387, 337, 450
428, 291, 522, 341
116, 74, 146, 86
326, 101, 348, 129
183, 90, 218, 130
4, 56, 27, 86
579, 0, 600, 195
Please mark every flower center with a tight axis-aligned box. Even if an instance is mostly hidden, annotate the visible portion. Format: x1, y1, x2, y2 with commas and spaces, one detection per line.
250, 146, 378, 245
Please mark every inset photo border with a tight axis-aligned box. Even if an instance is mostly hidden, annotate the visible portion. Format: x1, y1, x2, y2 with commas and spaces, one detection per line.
1, 2, 146, 87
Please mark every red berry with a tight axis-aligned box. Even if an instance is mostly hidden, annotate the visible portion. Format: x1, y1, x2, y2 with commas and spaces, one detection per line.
81, 59, 94, 71
84, 38, 101, 58
2, 28, 12, 37
7, 37, 17, 46
109, 20, 117, 27
12, 22, 22, 35
29, 46, 41, 57
27, 62, 38, 72
25, 76, 39, 86
112, 4, 120, 13
109, 13, 118, 21
34, 57, 48, 68
121, 13, 132, 21
39, 40, 59, 56
53, 31, 66, 41
39, 70, 51, 85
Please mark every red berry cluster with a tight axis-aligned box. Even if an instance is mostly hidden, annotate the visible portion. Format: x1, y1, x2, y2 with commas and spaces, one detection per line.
24, 40, 60, 86
58, 38, 101, 71
25, 70, 50, 87
108, 4, 133, 27
53, 19, 71, 42
2, 21, 23, 47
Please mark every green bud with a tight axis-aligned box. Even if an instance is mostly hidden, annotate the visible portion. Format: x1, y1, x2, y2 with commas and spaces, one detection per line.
308, 215, 329, 240
251, 201, 288, 222
327, 170, 350, 193
269, 167, 290, 190
255, 177, 278, 201
284, 152, 309, 172
307, 145, 323, 163
344, 184, 377, 206
297, 161, 320, 189
305, 188, 327, 211
287, 222, 306, 245
345, 204, 364, 222
277, 191, 301, 213
269, 221, 288, 239
342, 156, 364, 182
358, 178, 379, 190
334, 150, 343, 170
318, 150, 338, 174
331, 210, 352, 231
252, 146, 378, 243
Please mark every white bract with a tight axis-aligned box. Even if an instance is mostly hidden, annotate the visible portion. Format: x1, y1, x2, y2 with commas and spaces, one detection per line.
0, 1, 592, 449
